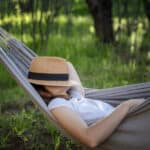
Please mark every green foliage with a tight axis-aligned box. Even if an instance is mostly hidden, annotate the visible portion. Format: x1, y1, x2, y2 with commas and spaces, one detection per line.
0, 99, 83, 149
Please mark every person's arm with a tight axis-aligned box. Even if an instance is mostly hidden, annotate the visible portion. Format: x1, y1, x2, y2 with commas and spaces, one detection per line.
50, 99, 145, 148
67, 62, 85, 96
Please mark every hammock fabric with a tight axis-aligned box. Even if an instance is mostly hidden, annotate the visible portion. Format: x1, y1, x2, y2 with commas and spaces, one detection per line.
0, 28, 150, 150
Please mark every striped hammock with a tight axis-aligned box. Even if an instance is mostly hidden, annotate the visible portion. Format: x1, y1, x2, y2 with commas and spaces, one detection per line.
0, 28, 150, 150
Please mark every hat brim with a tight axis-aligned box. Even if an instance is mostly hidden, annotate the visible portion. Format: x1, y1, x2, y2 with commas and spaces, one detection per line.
28, 79, 79, 87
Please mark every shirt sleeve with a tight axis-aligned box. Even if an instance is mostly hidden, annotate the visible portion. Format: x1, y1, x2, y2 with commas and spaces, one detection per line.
48, 97, 73, 111
68, 88, 83, 99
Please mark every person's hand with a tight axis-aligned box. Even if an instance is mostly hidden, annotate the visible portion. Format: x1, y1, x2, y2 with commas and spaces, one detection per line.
124, 98, 146, 110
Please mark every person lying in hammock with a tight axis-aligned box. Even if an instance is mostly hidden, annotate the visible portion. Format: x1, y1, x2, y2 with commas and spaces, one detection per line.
28, 56, 145, 148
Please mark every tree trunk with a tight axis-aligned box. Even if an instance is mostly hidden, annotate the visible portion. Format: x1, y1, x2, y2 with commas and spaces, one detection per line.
143, 0, 150, 23
86, 0, 114, 43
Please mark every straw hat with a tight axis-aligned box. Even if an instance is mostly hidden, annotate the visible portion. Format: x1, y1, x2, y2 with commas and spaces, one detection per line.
28, 56, 78, 87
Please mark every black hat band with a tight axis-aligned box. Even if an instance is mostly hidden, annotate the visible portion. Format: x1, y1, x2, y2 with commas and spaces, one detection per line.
28, 72, 69, 81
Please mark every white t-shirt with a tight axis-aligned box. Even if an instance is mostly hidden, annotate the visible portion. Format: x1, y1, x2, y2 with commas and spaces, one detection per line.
48, 89, 115, 125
